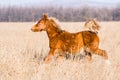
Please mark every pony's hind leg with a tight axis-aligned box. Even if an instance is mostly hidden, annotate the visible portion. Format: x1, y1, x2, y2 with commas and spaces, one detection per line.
85, 50, 92, 61
84, 42, 108, 60
93, 48, 108, 60
93, 48, 110, 64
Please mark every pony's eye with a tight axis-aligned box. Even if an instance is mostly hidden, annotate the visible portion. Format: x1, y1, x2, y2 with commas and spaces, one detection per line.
35, 25, 38, 27
38, 23, 42, 25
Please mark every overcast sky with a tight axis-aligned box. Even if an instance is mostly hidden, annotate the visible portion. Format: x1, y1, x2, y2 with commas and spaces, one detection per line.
0, 0, 120, 7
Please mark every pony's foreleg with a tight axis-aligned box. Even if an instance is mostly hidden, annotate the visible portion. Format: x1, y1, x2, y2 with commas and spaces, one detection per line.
56, 55, 65, 62
44, 49, 55, 63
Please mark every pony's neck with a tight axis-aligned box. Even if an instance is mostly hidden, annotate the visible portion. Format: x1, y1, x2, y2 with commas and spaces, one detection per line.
46, 22, 62, 41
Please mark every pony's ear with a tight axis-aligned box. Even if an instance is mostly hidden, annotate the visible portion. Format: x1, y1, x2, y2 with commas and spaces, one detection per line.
93, 18, 97, 21
43, 13, 48, 20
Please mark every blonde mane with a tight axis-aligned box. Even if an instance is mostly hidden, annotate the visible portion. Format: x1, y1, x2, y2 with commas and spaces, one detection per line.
48, 17, 61, 29
47, 17, 63, 32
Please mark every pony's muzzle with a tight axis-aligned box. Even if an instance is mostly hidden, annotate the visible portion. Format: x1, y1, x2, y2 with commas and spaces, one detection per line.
31, 28, 33, 31
31, 28, 36, 32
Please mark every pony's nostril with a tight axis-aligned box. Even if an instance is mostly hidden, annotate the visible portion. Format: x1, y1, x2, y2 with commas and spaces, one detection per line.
31, 28, 33, 31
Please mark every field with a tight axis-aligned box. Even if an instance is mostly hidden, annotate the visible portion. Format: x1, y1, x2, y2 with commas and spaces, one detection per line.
0, 22, 120, 80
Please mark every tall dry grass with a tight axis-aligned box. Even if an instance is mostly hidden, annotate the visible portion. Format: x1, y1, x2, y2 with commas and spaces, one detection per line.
0, 22, 120, 80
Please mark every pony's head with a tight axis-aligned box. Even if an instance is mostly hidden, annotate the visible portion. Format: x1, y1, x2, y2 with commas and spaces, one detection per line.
31, 14, 49, 32
84, 19, 101, 31
31, 14, 60, 32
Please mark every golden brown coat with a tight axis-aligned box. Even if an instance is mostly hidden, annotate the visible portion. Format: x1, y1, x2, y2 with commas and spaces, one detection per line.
31, 14, 108, 63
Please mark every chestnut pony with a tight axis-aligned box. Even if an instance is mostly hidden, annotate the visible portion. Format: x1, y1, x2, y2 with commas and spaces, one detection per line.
31, 14, 108, 63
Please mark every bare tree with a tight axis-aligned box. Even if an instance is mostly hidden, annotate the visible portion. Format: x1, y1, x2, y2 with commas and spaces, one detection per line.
0, 6, 119, 22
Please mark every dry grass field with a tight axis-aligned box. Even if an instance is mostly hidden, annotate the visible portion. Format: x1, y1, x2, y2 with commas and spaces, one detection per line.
0, 22, 120, 80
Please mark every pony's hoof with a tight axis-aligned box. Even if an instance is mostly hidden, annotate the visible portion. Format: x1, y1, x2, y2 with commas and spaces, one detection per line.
56, 55, 65, 62
44, 57, 51, 64
44, 55, 53, 64
86, 55, 92, 62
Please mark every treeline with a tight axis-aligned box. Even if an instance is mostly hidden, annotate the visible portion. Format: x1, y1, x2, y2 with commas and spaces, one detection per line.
0, 6, 120, 22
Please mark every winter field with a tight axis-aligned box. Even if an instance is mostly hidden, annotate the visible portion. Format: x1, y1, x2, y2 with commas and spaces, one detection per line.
0, 22, 120, 80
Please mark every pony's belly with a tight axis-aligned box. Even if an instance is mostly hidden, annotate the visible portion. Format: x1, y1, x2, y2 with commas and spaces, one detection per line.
63, 45, 81, 54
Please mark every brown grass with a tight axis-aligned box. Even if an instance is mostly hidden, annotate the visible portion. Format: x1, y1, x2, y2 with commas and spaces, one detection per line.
0, 22, 120, 80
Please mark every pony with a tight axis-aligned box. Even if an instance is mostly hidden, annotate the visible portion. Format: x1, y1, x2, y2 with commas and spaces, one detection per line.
31, 14, 108, 63
84, 19, 101, 33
